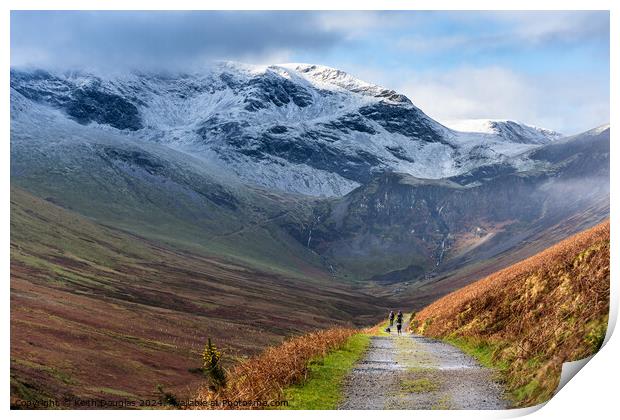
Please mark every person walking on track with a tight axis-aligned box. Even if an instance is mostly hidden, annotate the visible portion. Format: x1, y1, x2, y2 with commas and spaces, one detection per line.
396, 311, 404, 335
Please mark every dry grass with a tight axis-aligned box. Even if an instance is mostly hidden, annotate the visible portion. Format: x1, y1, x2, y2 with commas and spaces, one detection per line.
194, 328, 357, 409
412, 221, 610, 406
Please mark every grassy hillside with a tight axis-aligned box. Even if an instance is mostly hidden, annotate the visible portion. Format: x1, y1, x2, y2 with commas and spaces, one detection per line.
11, 123, 332, 281
10, 187, 385, 406
411, 221, 610, 407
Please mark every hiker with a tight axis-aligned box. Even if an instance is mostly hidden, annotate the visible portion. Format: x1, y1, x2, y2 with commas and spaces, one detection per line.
396, 310, 403, 324
388, 310, 395, 326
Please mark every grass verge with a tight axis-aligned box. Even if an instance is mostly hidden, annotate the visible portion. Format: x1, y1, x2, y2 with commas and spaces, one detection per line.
443, 336, 508, 371
195, 328, 358, 409
280, 334, 370, 409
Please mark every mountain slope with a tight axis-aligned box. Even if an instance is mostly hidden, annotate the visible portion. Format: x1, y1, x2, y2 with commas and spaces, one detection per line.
10, 94, 330, 278
444, 119, 562, 145
289, 126, 609, 282
11, 64, 557, 197
10, 187, 385, 404
411, 221, 610, 406
10, 72, 610, 284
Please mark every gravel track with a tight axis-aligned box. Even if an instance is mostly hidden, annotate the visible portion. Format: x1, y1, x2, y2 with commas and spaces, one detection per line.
338, 331, 507, 410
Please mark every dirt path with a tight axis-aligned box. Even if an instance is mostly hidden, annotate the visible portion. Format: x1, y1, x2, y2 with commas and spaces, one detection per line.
339, 329, 507, 410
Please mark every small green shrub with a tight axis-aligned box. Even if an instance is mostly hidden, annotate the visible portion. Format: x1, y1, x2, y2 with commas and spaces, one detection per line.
202, 338, 227, 390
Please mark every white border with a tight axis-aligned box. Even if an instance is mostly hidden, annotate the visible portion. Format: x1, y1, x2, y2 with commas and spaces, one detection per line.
2, 1, 617, 420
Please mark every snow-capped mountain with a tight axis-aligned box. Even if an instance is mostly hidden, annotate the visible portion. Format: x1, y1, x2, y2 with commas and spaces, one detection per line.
9, 63, 609, 283
444, 119, 562, 145
11, 63, 561, 197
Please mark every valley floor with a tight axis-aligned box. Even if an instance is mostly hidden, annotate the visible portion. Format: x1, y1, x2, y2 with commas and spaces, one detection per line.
10, 188, 385, 406
339, 330, 507, 410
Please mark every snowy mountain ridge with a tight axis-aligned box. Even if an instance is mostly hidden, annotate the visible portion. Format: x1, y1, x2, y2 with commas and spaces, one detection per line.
11, 62, 563, 197
444, 119, 562, 144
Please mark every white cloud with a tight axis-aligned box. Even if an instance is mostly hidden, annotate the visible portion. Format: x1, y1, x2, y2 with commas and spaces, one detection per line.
407, 67, 608, 135
10, 11, 342, 71
395, 34, 470, 53
399, 67, 536, 121
349, 65, 608, 135
489, 11, 609, 46
394, 11, 609, 55
316, 11, 414, 39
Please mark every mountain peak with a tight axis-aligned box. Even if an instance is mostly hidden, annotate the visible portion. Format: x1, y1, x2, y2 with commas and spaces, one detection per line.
276, 63, 412, 104
582, 123, 610, 136
11, 63, 575, 197
444, 119, 562, 145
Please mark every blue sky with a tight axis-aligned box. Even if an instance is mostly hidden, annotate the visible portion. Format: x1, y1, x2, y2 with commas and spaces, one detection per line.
11, 11, 609, 134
